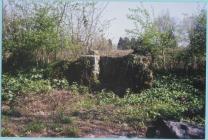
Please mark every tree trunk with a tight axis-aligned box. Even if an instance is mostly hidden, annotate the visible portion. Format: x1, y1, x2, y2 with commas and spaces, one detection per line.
162, 49, 166, 70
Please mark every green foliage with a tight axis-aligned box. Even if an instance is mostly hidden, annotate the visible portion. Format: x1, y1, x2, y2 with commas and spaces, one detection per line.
189, 9, 206, 58
2, 74, 52, 101
127, 6, 177, 50
3, 1, 71, 71
50, 123, 63, 132
51, 79, 69, 90
126, 5, 205, 74
2, 70, 70, 102
96, 89, 119, 105
1, 128, 14, 137
47, 60, 71, 79
3, 0, 109, 73
69, 82, 90, 95
126, 6, 180, 71
77, 98, 95, 109
50, 58, 97, 87
64, 127, 79, 137
56, 111, 73, 124
96, 74, 204, 125
69, 82, 80, 94
25, 121, 45, 132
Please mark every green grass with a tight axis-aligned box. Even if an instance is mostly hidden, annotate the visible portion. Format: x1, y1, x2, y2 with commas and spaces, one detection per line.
24, 121, 45, 133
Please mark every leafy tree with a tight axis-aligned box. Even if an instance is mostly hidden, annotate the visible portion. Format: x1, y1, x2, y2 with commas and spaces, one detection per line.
3, 0, 111, 72
126, 6, 178, 68
187, 9, 206, 74
30, 7, 60, 63
189, 9, 206, 58
117, 37, 142, 50
3, 3, 61, 71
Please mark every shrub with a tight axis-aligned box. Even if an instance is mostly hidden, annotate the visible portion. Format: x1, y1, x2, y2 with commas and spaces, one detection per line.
24, 121, 45, 132
96, 74, 204, 125
77, 98, 95, 109
50, 123, 63, 132
47, 60, 71, 79
64, 127, 79, 137
1, 128, 15, 137
56, 111, 73, 124
2, 73, 53, 104
69, 82, 90, 95
2, 74, 52, 99
2, 70, 72, 102
51, 78, 69, 90
96, 89, 119, 105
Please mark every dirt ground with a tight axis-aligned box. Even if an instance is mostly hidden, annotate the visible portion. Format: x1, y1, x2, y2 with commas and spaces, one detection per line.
1, 90, 146, 137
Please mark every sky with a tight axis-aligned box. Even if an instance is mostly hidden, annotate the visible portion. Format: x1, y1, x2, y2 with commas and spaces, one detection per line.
99, 2, 207, 45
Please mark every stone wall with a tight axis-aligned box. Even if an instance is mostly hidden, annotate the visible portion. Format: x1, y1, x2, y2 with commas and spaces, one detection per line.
62, 53, 153, 95
65, 55, 97, 85
99, 54, 153, 95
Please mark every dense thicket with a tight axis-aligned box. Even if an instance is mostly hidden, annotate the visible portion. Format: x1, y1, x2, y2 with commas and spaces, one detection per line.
125, 7, 206, 76
3, 0, 112, 73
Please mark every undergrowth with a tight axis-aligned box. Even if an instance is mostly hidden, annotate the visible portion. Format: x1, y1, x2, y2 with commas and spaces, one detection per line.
96, 74, 205, 126
2, 71, 205, 135
2, 68, 69, 102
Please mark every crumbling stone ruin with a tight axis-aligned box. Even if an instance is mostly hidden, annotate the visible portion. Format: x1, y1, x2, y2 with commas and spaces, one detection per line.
60, 50, 153, 95
99, 54, 153, 95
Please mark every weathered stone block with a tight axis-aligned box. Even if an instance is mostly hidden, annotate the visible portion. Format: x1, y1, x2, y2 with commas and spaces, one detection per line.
99, 54, 153, 95
146, 119, 205, 139
61, 53, 153, 94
